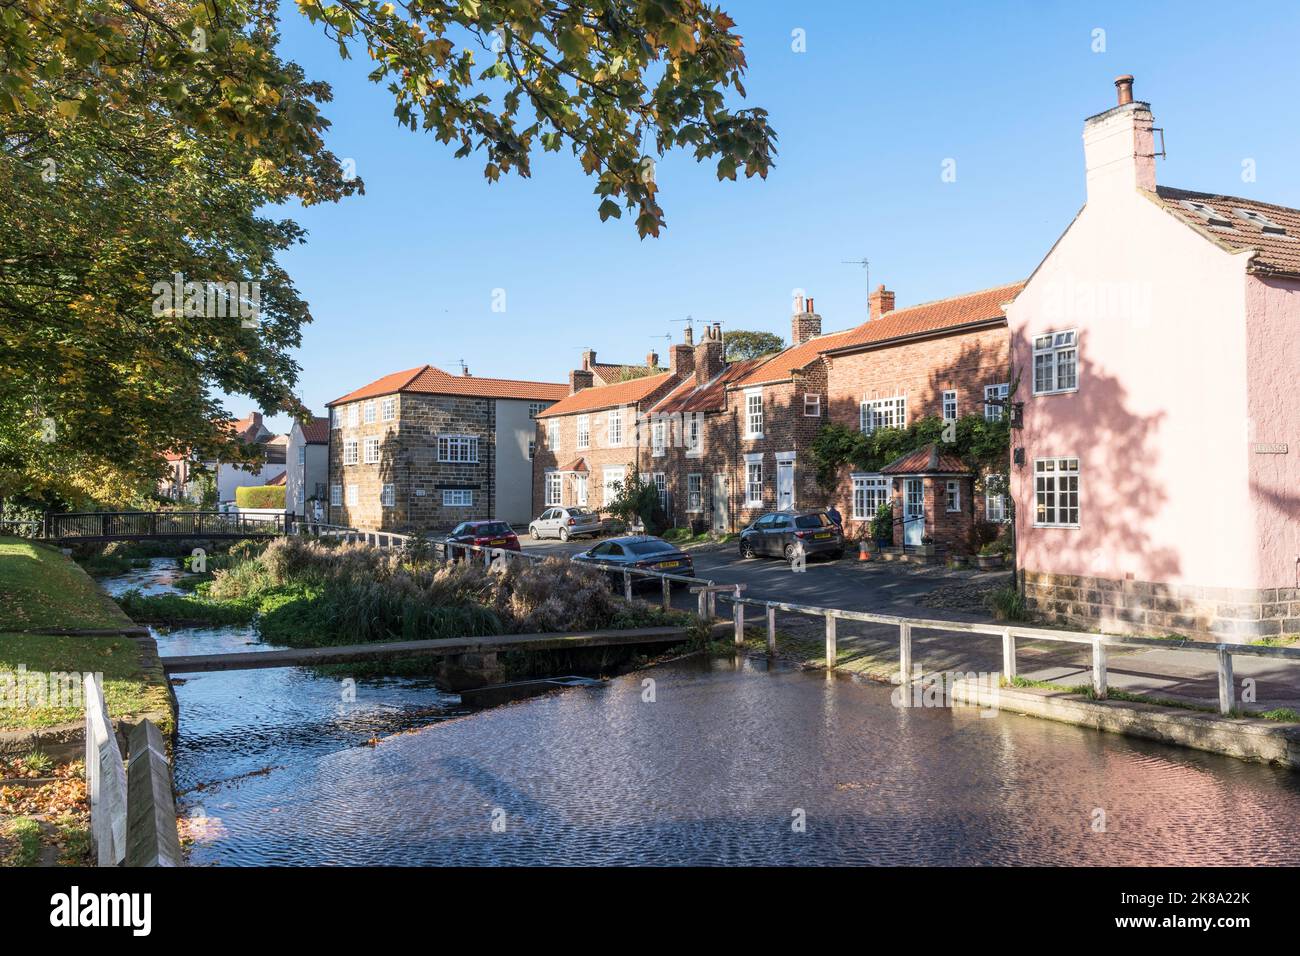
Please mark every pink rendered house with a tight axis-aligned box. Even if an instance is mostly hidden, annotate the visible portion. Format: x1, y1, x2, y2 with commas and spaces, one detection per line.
1008, 76, 1300, 643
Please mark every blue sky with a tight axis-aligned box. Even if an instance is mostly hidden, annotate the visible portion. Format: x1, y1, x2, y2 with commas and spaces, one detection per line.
242, 0, 1300, 433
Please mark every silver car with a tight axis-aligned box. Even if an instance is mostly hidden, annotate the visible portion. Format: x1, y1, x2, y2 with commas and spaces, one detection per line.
529, 506, 603, 541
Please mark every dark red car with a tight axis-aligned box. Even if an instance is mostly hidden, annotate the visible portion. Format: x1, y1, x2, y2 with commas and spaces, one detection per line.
445, 520, 521, 556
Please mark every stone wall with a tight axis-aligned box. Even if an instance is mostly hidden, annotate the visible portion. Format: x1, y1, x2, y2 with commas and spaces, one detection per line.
1022, 570, 1300, 644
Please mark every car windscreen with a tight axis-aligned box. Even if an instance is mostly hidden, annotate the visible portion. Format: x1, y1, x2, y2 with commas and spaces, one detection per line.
625, 539, 676, 556
567, 508, 595, 517
795, 513, 833, 529
475, 522, 512, 535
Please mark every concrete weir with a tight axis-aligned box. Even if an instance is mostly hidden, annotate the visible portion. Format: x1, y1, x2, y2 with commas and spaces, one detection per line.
947, 677, 1300, 769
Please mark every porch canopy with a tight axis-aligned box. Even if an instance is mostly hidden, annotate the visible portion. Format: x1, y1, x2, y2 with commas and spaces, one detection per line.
880, 443, 970, 479
557, 457, 590, 474
880, 443, 973, 552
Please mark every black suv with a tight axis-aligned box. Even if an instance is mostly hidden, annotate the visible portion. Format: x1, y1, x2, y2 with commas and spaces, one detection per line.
738, 509, 844, 562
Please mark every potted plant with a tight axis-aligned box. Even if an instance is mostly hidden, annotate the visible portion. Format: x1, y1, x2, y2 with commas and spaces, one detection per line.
977, 536, 1009, 569
917, 535, 938, 558
870, 502, 893, 549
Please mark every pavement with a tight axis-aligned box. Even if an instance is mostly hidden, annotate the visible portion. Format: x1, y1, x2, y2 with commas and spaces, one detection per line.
519, 534, 1300, 715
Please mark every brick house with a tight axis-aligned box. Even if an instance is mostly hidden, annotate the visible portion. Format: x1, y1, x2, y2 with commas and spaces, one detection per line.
326, 365, 566, 530
1007, 75, 1300, 641
820, 282, 1022, 551
531, 355, 685, 519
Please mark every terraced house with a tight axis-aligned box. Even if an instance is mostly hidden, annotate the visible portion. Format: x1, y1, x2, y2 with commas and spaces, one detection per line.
327, 365, 566, 530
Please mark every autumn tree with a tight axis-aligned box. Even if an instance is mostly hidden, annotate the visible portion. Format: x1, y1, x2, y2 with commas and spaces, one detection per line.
0, 0, 774, 505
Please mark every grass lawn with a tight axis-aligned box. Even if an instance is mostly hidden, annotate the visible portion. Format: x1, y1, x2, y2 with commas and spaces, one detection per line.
0, 632, 172, 731
0, 536, 131, 631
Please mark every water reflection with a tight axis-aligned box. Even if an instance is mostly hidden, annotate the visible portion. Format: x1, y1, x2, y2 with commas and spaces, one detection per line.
97, 559, 1300, 866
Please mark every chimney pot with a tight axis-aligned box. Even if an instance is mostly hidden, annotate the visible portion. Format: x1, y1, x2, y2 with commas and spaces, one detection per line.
868, 285, 896, 321
684, 325, 694, 346
1115, 74, 1134, 106
646, 351, 659, 369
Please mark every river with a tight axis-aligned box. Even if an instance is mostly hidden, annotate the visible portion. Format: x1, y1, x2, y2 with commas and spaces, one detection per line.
100, 559, 1300, 865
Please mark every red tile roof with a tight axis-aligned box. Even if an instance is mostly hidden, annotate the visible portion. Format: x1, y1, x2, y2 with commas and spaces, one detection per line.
728, 329, 858, 389
881, 444, 970, 475
535, 371, 676, 418
265, 471, 288, 486
823, 282, 1025, 355
328, 365, 567, 406
300, 416, 330, 444
1152, 186, 1300, 277
590, 361, 666, 385
558, 457, 589, 473
652, 358, 768, 414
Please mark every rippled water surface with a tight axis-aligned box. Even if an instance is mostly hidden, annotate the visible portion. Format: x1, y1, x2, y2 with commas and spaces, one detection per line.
103, 560, 1300, 866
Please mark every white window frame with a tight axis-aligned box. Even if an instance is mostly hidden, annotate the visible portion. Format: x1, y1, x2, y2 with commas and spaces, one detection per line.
607, 408, 623, 447
942, 390, 958, 423
527, 439, 535, 461
684, 413, 702, 457
381, 397, 397, 421
651, 418, 667, 457
343, 439, 358, 466
437, 434, 479, 463
653, 472, 668, 510
745, 389, 764, 439
346, 484, 358, 506
687, 473, 703, 512
545, 471, 562, 506
985, 485, 1007, 523
363, 437, 380, 464
380, 484, 395, 507
860, 395, 906, 434
546, 420, 559, 450
945, 479, 961, 513
1033, 457, 1080, 528
804, 394, 821, 417
851, 474, 890, 521
602, 466, 625, 507
1033, 330, 1078, 395
744, 453, 763, 507
331, 408, 341, 430
347, 404, 358, 427
443, 489, 473, 508
330, 484, 342, 506
363, 401, 376, 424
576, 414, 590, 450
984, 383, 1010, 422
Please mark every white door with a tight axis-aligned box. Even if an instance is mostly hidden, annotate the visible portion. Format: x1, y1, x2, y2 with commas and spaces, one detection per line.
776, 460, 794, 510
711, 474, 729, 533
576, 475, 588, 506
904, 478, 925, 546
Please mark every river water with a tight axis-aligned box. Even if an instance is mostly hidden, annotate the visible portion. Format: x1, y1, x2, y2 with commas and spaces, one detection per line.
101, 559, 1300, 866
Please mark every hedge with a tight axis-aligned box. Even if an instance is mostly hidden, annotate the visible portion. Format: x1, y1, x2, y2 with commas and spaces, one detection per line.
235, 485, 286, 509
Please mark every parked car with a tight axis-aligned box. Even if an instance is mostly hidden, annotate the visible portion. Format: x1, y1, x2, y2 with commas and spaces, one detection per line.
444, 520, 520, 558
570, 535, 694, 587
738, 509, 845, 562
529, 506, 603, 541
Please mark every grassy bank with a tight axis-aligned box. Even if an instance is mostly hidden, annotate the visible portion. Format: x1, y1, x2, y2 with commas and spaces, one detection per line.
120, 536, 694, 658
0, 536, 132, 630
0, 535, 170, 732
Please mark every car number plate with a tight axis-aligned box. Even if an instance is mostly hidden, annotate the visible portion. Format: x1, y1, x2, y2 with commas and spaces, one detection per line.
657, 560, 681, 568
489, 538, 506, 546
815, 532, 832, 539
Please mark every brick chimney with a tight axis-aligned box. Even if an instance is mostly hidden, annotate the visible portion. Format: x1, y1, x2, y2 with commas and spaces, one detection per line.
646, 350, 660, 369
693, 322, 725, 386
569, 368, 594, 394
669, 334, 694, 377
868, 285, 895, 321
1083, 74, 1157, 202
580, 349, 597, 371
792, 295, 821, 345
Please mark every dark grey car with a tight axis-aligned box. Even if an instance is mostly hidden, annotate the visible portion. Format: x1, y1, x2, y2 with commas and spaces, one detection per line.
738, 509, 845, 562
570, 535, 695, 587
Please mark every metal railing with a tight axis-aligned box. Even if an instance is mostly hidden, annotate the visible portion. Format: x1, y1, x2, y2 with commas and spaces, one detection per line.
717, 594, 1300, 717
46, 510, 287, 540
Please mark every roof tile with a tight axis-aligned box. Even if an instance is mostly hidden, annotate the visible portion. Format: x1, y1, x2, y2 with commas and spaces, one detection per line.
328, 365, 567, 406
536, 371, 677, 418
1153, 186, 1300, 277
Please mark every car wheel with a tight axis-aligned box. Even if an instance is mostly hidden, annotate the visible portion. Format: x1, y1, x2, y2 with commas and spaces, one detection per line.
740, 539, 756, 559
530, 526, 540, 540
559, 527, 569, 542
784, 543, 799, 561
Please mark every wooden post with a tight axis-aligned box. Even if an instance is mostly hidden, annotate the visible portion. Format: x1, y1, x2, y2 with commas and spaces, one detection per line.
1001, 627, 1016, 681
1217, 647, 1235, 716
1091, 638, 1108, 699
623, 570, 633, 600
899, 622, 912, 690
662, 575, 671, 610
825, 613, 837, 670
733, 600, 744, 646
766, 604, 776, 651
697, 588, 708, 621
